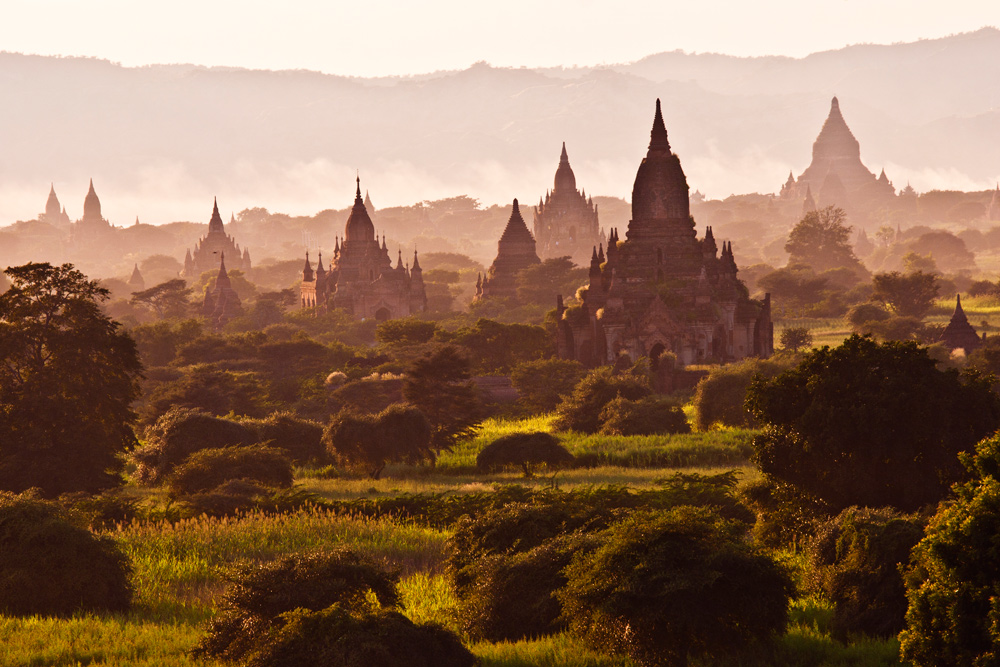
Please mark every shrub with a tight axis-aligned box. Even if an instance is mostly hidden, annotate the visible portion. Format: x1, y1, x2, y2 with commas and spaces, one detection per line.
692, 357, 793, 430
808, 506, 925, 639
327, 376, 404, 416
0, 491, 132, 616
242, 412, 326, 465
510, 358, 586, 413
553, 366, 651, 433
166, 445, 294, 497
241, 604, 475, 667
476, 432, 574, 476
780, 326, 813, 352
598, 395, 690, 436
196, 549, 473, 667
458, 533, 595, 642
900, 432, 1000, 666
132, 408, 257, 484
739, 477, 831, 549
558, 507, 794, 667
748, 335, 1000, 512
403, 345, 483, 450
58, 490, 142, 530
323, 404, 433, 479
180, 483, 321, 519
846, 302, 891, 330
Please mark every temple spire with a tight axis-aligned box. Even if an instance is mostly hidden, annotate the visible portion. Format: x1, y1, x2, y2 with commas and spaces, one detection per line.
560, 142, 568, 164
356, 174, 362, 202
648, 98, 670, 154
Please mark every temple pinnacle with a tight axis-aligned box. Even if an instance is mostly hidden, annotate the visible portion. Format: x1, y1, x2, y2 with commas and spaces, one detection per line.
649, 98, 670, 153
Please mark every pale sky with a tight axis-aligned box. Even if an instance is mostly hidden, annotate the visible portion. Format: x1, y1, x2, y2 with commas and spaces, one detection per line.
3, 0, 999, 76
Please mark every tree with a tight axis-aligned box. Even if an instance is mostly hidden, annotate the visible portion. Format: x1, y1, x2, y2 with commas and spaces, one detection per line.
403, 345, 483, 451
441, 318, 552, 375
779, 327, 813, 352
0, 491, 133, 616
900, 432, 1000, 666
0, 263, 143, 495
129, 278, 193, 319
692, 357, 795, 431
515, 256, 588, 307
552, 366, 651, 433
748, 335, 1000, 512
785, 206, 866, 274
324, 404, 433, 479
476, 432, 574, 477
871, 271, 939, 318
558, 507, 794, 667
808, 506, 925, 639
375, 317, 439, 346
510, 357, 585, 413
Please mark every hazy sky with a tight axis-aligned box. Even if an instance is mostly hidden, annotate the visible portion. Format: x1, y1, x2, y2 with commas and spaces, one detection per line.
4, 0, 999, 76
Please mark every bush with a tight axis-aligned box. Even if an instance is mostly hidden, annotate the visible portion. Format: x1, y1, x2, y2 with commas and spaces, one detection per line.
808, 506, 925, 639
739, 477, 831, 549
166, 445, 294, 497
510, 358, 586, 413
458, 533, 595, 642
132, 408, 257, 484
327, 376, 404, 416
553, 366, 651, 433
900, 432, 1000, 666
748, 335, 1000, 512
242, 412, 326, 465
241, 604, 475, 667
196, 549, 473, 667
59, 490, 143, 530
324, 404, 433, 479
598, 395, 690, 436
558, 507, 794, 667
180, 483, 320, 519
692, 357, 793, 430
476, 432, 574, 476
846, 302, 891, 330
0, 491, 132, 616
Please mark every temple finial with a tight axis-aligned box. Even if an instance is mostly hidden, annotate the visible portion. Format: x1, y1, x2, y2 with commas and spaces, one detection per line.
649, 98, 670, 153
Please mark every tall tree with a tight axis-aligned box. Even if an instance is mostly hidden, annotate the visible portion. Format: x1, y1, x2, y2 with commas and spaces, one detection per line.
403, 345, 482, 451
748, 335, 1000, 512
0, 263, 143, 495
785, 206, 867, 275
871, 271, 939, 319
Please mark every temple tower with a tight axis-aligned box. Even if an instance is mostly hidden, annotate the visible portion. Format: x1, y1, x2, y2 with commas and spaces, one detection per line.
184, 199, 251, 277
533, 143, 601, 265
476, 199, 541, 302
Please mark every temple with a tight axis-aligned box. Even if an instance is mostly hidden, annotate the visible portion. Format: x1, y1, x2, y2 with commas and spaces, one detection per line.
71, 179, 114, 243
532, 143, 602, 265
299, 177, 426, 320
202, 253, 243, 327
475, 199, 541, 302
940, 294, 984, 352
557, 100, 773, 368
39, 184, 71, 229
128, 264, 145, 292
183, 199, 251, 278
781, 97, 895, 214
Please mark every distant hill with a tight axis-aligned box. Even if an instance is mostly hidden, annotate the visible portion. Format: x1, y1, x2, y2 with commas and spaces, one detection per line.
0, 28, 998, 229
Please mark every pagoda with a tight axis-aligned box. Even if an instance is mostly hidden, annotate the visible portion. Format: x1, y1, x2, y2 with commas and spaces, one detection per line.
940, 295, 983, 352
299, 177, 426, 320
532, 143, 602, 266
475, 199, 541, 302
184, 199, 251, 278
557, 100, 773, 368
201, 252, 244, 327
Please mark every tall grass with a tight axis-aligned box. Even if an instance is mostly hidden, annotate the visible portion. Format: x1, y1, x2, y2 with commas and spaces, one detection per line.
111, 508, 449, 620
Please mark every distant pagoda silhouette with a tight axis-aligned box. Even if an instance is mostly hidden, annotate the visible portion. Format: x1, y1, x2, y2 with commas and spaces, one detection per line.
299, 176, 426, 320
532, 143, 602, 266
184, 199, 251, 278
475, 198, 541, 302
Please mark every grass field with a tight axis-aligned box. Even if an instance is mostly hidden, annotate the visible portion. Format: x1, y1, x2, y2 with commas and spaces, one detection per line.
0, 416, 905, 666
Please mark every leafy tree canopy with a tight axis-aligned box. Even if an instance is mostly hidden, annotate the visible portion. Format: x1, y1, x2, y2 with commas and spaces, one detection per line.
785, 206, 867, 275
748, 334, 1000, 512
871, 270, 939, 319
0, 263, 143, 495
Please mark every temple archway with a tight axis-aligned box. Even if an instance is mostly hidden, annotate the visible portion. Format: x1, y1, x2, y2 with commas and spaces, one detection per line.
374, 307, 391, 321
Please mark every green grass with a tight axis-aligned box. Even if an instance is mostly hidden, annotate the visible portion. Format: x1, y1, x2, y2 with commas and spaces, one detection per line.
437, 414, 755, 471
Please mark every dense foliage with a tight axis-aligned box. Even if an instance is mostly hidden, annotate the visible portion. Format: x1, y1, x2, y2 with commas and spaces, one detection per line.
552, 366, 651, 433
692, 356, 794, 430
598, 395, 690, 436
476, 431, 574, 476
748, 335, 1000, 511
808, 506, 925, 639
403, 345, 482, 450
901, 432, 1000, 666
558, 507, 794, 667
324, 404, 433, 479
165, 445, 294, 496
0, 491, 132, 616
0, 263, 143, 495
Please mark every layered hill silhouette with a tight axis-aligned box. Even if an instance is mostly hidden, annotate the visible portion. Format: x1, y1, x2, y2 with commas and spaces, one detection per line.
0, 27, 998, 226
